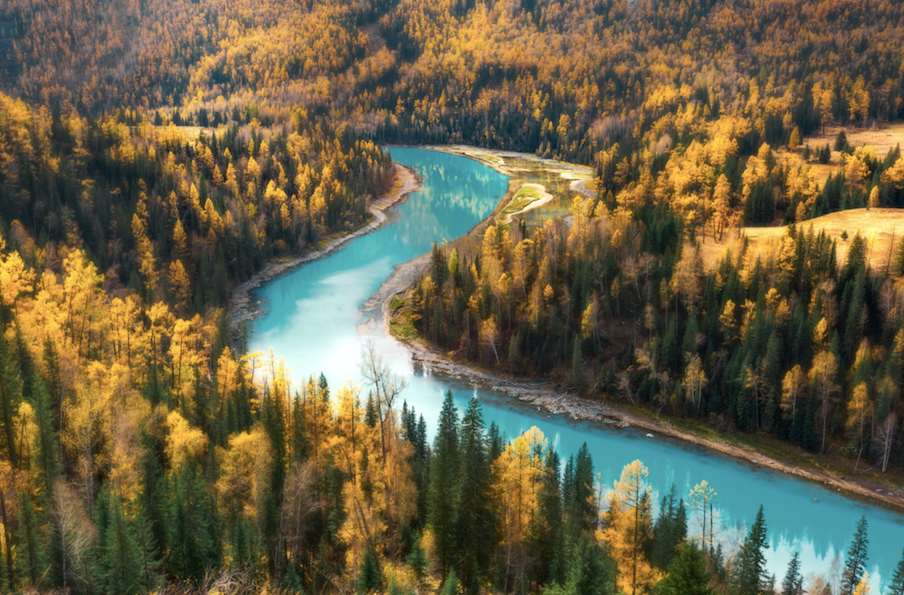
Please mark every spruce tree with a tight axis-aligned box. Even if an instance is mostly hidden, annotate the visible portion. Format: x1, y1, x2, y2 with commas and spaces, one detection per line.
655, 542, 714, 595
358, 546, 381, 595
94, 489, 142, 595
781, 550, 803, 595
440, 568, 461, 595
455, 397, 495, 594
428, 390, 460, 579
563, 532, 617, 595
730, 505, 769, 595
0, 329, 23, 468
840, 516, 869, 595
650, 484, 687, 570
887, 548, 904, 595
167, 464, 220, 580
405, 536, 428, 581
291, 394, 311, 462
15, 490, 48, 589
565, 443, 595, 548
529, 449, 564, 588
134, 503, 161, 593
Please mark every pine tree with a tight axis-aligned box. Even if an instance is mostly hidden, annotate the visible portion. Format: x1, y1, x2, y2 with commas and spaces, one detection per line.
529, 450, 564, 588
841, 516, 869, 595
15, 490, 48, 589
781, 550, 804, 595
565, 442, 595, 548
134, 503, 161, 592
563, 532, 616, 595
405, 536, 428, 580
455, 397, 495, 594
655, 542, 714, 595
27, 373, 60, 496
358, 545, 381, 595
650, 484, 687, 570
167, 464, 220, 580
887, 548, 904, 595
96, 489, 145, 595
428, 390, 460, 579
291, 394, 311, 462
0, 329, 23, 468
440, 567, 461, 595
730, 505, 769, 595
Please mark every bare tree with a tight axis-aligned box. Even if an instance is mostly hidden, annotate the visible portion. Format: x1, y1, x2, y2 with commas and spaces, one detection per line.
277, 462, 322, 578
875, 413, 898, 473
50, 480, 96, 593
360, 340, 407, 459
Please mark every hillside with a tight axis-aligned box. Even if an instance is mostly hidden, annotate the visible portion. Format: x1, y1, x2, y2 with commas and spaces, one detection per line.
1, 0, 904, 594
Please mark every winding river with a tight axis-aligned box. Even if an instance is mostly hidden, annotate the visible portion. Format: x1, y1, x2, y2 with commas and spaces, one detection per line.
249, 147, 904, 588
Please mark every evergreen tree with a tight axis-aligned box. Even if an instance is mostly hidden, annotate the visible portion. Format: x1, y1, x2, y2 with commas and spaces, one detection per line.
543, 532, 616, 595
840, 516, 869, 595
405, 536, 428, 581
358, 545, 381, 595
565, 443, 595, 548
730, 505, 769, 595
529, 450, 564, 588
0, 329, 23, 468
455, 397, 495, 594
887, 548, 904, 595
441, 567, 461, 595
650, 484, 687, 570
167, 464, 220, 580
428, 390, 460, 579
94, 489, 142, 595
781, 550, 803, 595
291, 394, 311, 462
15, 490, 48, 589
654, 542, 713, 595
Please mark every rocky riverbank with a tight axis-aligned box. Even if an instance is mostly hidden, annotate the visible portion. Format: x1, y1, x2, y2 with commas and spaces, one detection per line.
392, 332, 904, 512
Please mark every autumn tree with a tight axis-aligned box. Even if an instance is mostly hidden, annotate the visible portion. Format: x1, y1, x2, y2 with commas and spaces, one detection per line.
600, 460, 659, 595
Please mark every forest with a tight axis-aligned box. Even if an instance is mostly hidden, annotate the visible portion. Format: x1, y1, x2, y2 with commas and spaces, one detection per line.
2, 0, 904, 592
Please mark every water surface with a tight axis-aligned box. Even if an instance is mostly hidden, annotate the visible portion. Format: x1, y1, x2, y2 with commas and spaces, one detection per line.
250, 147, 904, 587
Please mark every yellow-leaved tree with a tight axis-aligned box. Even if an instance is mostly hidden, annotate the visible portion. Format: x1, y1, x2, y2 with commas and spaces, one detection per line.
599, 460, 661, 595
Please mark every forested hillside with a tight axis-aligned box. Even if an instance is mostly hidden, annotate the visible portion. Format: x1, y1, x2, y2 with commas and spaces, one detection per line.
2, 0, 904, 592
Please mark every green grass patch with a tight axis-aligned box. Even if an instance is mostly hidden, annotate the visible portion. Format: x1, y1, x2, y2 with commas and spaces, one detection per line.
502, 186, 542, 215
390, 295, 406, 311
389, 302, 420, 340
474, 153, 502, 164
390, 318, 419, 340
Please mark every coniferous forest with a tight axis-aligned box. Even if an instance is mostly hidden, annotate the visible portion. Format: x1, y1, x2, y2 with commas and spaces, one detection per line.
2, 0, 904, 592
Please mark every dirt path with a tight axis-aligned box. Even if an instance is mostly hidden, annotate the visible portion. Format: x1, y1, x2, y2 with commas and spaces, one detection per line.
228, 163, 421, 340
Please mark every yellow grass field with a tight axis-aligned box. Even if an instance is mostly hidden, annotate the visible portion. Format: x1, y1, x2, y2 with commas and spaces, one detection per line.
700, 208, 904, 272
784, 123, 904, 185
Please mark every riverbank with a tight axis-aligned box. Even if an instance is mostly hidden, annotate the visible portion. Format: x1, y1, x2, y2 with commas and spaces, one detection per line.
390, 330, 904, 512
374, 148, 904, 514
228, 163, 421, 341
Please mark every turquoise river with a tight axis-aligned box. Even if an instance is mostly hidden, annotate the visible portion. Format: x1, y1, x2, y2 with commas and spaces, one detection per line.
249, 147, 904, 588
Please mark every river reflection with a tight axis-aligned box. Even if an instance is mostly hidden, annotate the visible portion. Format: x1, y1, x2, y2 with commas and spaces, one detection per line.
250, 147, 904, 589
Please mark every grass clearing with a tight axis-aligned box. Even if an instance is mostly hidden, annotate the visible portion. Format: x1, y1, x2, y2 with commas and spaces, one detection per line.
803, 123, 904, 159
698, 208, 904, 272
473, 152, 503, 164
502, 185, 542, 215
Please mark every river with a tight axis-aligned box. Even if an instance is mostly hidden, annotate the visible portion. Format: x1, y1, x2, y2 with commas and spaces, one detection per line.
249, 147, 904, 588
